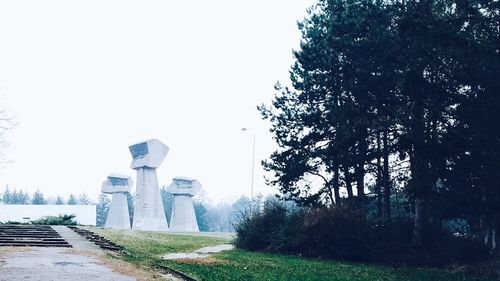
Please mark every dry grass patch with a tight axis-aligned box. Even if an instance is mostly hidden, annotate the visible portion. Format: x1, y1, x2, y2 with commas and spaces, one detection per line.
175, 256, 230, 265
0, 247, 32, 254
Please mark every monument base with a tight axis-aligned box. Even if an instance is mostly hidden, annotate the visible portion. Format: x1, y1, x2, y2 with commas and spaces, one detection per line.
170, 195, 199, 232
105, 193, 131, 229
132, 167, 169, 231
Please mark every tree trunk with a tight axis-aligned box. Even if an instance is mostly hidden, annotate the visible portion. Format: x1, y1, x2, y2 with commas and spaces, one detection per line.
382, 129, 391, 222
376, 132, 383, 219
355, 165, 365, 200
413, 197, 426, 247
410, 75, 430, 247
333, 164, 341, 204
344, 166, 354, 198
356, 135, 367, 201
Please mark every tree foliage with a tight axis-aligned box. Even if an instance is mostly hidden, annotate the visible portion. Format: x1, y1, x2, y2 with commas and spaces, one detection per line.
31, 190, 47, 205
1, 186, 30, 204
55, 196, 65, 205
260, 0, 500, 248
67, 194, 77, 205
96, 192, 110, 226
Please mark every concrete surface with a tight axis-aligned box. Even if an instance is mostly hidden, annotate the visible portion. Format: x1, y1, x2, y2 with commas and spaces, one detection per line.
0, 226, 176, 280
0, 247, 136, 281
52, 225, 100, 250
167, 178, 201, 232
102, 174, 132, 230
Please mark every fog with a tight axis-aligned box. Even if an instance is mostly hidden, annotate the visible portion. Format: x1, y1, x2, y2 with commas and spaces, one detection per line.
0, 0, 315, 203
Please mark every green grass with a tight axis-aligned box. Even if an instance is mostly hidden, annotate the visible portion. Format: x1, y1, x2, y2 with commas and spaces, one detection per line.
85, 227, 230, 265
87, 227, 489, 281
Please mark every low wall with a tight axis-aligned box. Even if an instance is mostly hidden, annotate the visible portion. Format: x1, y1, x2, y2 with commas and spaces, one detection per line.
0, 204, 96, 225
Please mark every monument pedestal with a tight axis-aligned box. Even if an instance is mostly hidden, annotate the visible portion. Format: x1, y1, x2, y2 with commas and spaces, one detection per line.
132, 168, 168, 231
105, 193, 130, 229
167, 177, 201, 232
102, 174, 132, 230
170, 194, 199, 232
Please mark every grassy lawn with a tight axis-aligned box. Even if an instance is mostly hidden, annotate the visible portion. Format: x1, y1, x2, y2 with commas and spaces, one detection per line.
85, 227, 231, 264
87, 227, 489, 281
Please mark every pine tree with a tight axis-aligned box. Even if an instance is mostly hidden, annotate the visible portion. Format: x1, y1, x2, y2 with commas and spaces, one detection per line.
127, 192, 134, 226
1, 185, 12, 204
55, 196, 65, 205
96, 193, 110, 226
67, 194, 77, 205
31, 190, 47, 205
77, 193, 91, 205
259, 0, 500, 247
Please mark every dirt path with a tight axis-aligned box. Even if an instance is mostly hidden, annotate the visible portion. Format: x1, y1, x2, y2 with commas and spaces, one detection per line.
161, 244, 234, 260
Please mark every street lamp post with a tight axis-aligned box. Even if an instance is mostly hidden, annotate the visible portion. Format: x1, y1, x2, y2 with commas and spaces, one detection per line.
241, 128, 256, 217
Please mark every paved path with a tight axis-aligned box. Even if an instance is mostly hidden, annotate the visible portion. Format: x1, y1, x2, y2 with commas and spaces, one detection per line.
0, 247, 137, 281
0, 226, 174, 280
51, 225, 101, 250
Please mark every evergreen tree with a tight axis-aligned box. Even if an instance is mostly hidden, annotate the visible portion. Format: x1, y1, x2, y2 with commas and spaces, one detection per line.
259, 0, 499, 247
96, 193, 110, 226
77, 193, 91, 205
160, 186, 174, 223
10, 189, 30, 204
1, 186, 12, 204
194, 201, 209, 231
127, 192, 134, 226
31, 190, 47, 205
67, 194, 77, 205
55, 196, 65, 205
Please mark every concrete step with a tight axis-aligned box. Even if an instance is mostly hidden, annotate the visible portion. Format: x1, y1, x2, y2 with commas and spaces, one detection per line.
0, 225, 72, 248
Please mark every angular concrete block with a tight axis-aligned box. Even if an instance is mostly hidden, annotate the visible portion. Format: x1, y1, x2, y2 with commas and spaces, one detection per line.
129, 139, 169, 169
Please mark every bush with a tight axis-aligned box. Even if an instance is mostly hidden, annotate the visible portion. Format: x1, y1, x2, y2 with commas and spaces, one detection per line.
30, 214, 78, 225
234, 200, 289, 251
234, 201, 490, 266
235, 201, 370, 260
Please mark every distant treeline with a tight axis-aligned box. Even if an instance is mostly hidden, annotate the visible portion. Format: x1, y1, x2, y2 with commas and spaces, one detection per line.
0, 185, 257, 231
0, 186, 91, 205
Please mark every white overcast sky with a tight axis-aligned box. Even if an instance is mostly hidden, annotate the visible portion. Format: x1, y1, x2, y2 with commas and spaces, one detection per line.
0, 0, 315, 203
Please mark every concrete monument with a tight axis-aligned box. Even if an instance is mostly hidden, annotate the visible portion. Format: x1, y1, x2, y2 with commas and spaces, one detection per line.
129, 139, 169, 231
101, 174, 132, 229
167, 177, 201, 232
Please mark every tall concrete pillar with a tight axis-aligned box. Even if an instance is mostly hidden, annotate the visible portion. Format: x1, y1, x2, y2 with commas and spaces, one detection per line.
167, 177, 201, 232
101, 174, 132, 229
129, 139, 169, 231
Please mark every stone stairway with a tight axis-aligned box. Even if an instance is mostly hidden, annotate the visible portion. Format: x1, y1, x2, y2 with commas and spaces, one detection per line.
0, 225, 71, 247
